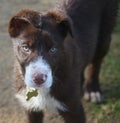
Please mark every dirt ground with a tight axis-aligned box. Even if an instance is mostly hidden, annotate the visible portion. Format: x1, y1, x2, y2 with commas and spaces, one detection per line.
0, 0, 120, 123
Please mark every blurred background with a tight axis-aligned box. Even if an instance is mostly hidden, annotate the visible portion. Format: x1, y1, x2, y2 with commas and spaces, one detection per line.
0, 0, 119, 123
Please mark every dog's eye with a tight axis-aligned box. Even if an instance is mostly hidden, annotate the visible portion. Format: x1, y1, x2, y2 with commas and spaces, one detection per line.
22, 44, 30, 52
49, 47, 57, 54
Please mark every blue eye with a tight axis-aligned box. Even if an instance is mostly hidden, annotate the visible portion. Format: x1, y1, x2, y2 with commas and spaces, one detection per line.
22, 44, 30, 52
49, 47, 57, 54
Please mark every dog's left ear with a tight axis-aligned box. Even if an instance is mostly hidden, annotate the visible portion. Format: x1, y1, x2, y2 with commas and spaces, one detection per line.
58, 17, 73, 38
46, 10, 74, 38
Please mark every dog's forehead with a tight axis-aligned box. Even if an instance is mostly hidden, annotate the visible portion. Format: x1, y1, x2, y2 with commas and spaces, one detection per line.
21, 30, 54, 50
27, 22, 57, 46
35, 31, 54, 46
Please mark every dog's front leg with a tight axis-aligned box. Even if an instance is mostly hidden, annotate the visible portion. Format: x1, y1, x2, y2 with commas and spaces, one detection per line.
25, 110, 44, 123
58, 104, 86, 123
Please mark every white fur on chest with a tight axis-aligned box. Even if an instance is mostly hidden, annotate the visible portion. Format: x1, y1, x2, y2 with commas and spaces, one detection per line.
16, 88, 66, 112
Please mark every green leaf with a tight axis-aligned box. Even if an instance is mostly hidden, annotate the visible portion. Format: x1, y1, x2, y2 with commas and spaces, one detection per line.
26, 89, 38, 101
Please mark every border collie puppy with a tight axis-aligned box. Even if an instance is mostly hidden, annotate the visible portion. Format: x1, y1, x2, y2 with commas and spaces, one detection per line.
8, 0, 118, 123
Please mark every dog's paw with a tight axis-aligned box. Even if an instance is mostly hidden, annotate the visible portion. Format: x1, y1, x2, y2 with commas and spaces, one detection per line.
83, 91, 103, 103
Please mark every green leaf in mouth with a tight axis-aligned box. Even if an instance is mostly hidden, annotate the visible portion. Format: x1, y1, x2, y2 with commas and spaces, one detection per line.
26, 88, 38, 101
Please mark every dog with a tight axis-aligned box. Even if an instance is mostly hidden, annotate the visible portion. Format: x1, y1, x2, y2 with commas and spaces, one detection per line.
8, 0, 118, 123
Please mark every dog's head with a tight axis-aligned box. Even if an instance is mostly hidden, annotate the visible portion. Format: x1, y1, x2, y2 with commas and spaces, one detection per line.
8, 9, 73, 89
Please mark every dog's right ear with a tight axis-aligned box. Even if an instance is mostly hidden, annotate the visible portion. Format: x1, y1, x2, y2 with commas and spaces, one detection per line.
8, 17, 31, 38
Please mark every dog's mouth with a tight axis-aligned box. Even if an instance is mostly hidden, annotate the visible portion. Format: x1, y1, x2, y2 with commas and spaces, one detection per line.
24, 57, 53, 89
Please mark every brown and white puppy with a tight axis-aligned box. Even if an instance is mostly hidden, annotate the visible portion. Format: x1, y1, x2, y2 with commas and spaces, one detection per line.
8, 0, 118, 123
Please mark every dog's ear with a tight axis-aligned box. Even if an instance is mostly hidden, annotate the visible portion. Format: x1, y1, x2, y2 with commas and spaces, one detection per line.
46, 10, 73, 38
58, 18, 73, 38
8, 17, 31, 38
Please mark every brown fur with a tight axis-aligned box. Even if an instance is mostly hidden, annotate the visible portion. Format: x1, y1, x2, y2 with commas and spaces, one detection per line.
8, 0, 118, 123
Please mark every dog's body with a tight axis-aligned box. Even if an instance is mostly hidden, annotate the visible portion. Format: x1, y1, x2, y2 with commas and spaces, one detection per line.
8, 0, 118, 123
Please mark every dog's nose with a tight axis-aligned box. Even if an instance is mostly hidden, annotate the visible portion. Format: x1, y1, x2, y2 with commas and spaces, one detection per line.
33, 73, 47, 85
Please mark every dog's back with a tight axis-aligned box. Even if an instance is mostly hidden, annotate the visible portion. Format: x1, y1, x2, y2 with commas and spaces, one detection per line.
8, 0, 118, 123
58, 0, 118, 63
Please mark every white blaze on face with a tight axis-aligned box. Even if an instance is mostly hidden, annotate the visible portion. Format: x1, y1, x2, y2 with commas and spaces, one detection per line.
25, 57, 53, 88
16, 57, 67, 112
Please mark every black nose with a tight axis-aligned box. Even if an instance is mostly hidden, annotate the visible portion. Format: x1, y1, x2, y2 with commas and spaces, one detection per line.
33, 73, 47, 85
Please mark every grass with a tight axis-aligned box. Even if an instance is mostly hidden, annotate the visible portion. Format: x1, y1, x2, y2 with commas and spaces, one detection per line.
0, 0, 120, 123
